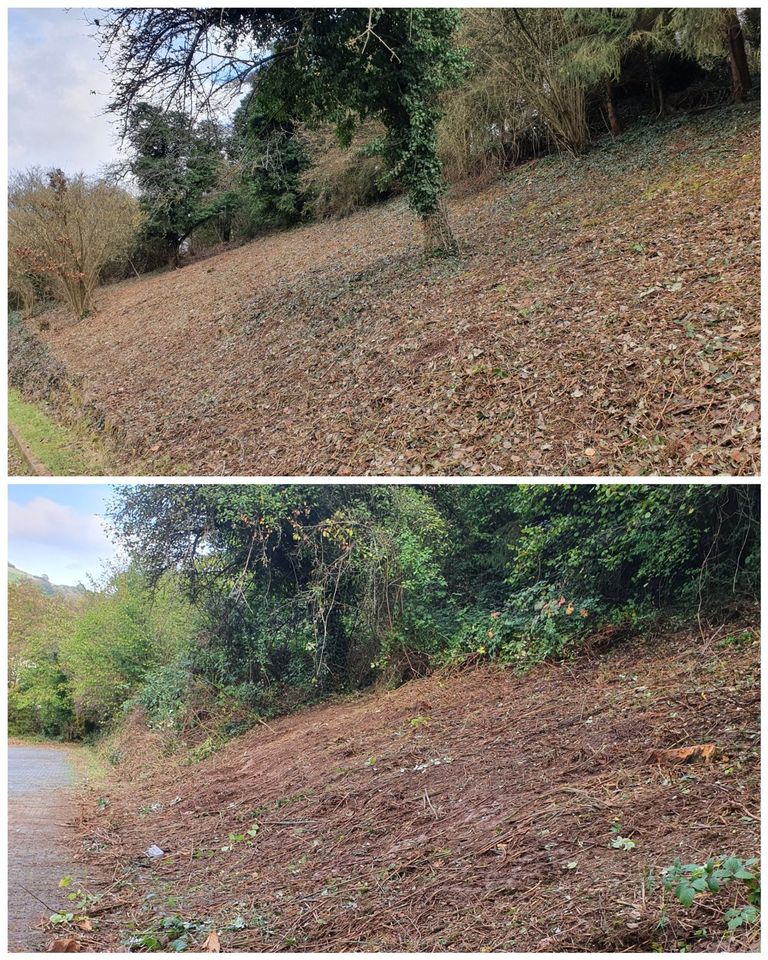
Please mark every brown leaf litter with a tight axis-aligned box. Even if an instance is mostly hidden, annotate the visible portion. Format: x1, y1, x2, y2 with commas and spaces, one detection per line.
69, 616, 759, 952
37, 106, 759, 477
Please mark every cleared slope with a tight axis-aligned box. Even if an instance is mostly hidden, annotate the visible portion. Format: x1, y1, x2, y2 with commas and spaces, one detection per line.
72, 617, 759, 952
42, 105, 759, 476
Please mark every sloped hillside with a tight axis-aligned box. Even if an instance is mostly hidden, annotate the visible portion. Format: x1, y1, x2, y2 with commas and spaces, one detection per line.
71, 617, 759, 952
40, 105, 759, 477
8, 562, 82, 598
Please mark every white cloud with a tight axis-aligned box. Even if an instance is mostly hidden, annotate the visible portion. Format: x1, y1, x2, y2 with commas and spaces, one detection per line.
9, 8, 120, 176
9, 496, 112, 553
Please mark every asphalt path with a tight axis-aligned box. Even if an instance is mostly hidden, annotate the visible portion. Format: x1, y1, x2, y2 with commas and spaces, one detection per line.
8, 744, 81, 951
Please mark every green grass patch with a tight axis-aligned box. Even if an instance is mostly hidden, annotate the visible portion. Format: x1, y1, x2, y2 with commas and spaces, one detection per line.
8, 388, 109, 476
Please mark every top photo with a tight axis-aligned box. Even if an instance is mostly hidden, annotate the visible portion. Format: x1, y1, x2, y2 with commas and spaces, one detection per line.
7, 7, 760, 478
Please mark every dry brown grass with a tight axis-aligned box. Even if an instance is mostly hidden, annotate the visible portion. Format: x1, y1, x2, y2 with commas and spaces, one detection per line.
298, 121, 393, 219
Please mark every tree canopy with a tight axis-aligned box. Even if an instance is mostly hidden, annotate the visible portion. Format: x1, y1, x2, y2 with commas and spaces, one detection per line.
126, 102, 233, 266
8, 484, 759, 740
99, 8, 467, 253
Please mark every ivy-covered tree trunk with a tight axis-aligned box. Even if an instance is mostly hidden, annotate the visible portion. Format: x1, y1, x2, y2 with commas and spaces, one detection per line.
393, 99, 459, 257
421, 203, 458, 256
726, 12, 752, 102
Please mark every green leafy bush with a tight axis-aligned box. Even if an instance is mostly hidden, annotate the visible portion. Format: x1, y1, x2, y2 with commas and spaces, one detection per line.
660, 856, 760, 911
445, 585, 601, 668
131, 664, 190, 730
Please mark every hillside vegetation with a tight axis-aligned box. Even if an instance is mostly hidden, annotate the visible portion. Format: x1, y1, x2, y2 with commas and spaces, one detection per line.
9, 484, 758, 739
8, 563, 82, 598
72, 619, 759, 953
37, 106, 759, 477
8, 485, 760, 951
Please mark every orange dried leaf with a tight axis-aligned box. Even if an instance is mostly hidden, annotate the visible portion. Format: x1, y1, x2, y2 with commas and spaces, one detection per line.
203, 930, 222, 952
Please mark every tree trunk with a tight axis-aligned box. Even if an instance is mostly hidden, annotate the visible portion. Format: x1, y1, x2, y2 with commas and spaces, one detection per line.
727, 12, 752, 103
648, 59, 666, 115
167, 237, 181, 269
605, 80, 621, 137
421, 203, 458, 256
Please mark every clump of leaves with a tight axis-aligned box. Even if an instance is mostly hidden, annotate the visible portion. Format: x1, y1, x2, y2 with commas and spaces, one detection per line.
219, 822, 260, 852
49, 912, 75, 926
187, 736, 219, 763
125, 915, 213, 953
657, 856, 760, 930
724, 904, 759, 931
611, 835, 637, 851
407, 715, 431, 729
717, 629, 754, 650
58, 876, 99, 914
224, 909, 272, 935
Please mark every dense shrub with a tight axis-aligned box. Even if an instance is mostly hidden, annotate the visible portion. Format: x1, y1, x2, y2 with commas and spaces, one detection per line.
8, 485, 759, 741
9, 169, 140, 317
129, 664, 191, 731
111, 484, 758, 691
8, 569, 199, 739
7, 582, 81, 738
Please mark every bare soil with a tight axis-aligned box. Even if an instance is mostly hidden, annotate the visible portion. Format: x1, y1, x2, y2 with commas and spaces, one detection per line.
70, 616, 759, 952
39, 105, 759, 477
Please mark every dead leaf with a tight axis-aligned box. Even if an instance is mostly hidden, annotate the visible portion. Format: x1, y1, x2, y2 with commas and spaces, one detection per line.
203, 930, 222, 952
47, 939, 81, 953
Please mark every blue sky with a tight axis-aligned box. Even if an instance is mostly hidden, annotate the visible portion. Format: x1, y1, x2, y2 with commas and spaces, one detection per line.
8, 484, 123, 586
9, 8, 119, 175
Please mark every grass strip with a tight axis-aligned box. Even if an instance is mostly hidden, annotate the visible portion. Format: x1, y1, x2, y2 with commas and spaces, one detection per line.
8, 388, 108, 476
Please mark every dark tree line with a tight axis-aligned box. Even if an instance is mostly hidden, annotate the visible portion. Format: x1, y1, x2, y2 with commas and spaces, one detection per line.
109, 484, 759, 703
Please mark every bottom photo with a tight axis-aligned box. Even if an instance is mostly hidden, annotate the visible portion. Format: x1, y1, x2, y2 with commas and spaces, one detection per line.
7, 482, 760, 953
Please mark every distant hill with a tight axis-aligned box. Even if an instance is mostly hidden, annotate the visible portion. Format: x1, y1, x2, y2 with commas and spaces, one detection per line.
8, 563, 83, 598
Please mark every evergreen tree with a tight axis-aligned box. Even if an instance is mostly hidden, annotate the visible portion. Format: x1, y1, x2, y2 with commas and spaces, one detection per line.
230, 88, 309, 231
127, 103, 232, 267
